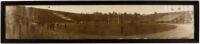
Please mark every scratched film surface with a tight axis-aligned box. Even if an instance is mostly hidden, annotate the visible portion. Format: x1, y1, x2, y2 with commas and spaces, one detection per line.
6, 5, 194, 39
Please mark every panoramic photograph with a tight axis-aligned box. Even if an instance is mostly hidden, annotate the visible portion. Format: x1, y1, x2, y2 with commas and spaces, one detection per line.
5, 5, 194, 39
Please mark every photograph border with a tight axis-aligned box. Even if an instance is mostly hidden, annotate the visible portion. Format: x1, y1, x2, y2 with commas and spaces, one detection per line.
1, 1, 199, 43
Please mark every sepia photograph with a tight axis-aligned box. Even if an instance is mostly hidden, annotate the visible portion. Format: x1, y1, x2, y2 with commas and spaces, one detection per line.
5, 5, 194, 39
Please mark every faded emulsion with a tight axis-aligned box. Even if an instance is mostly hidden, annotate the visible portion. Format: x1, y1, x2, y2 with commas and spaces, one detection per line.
5, 5, 194, 39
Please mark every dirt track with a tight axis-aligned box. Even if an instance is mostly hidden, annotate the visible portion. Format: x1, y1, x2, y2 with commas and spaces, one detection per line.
126, 23, 194, 39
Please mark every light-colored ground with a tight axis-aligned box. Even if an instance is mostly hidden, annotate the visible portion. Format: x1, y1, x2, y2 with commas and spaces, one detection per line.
125, 23, 194, 39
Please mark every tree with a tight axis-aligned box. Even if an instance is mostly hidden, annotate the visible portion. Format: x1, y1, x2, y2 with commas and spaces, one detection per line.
154, 12, 158, 14
123, 12, 128, 15
134, 12, 141, 16
112, 11, 118, 15
93, 12, 102, 15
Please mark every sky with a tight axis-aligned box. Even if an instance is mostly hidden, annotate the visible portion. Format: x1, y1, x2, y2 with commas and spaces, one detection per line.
25, 5, 193, 15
